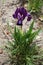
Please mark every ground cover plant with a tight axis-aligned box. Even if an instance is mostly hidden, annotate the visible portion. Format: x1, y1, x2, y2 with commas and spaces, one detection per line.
27, 0, 43, 13
27, 0, 43, 23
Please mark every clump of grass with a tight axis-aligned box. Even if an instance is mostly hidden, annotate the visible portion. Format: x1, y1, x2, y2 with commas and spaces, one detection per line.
27, 0, 43, 13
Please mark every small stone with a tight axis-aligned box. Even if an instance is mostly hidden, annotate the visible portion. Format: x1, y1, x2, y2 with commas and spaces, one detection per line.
2, 17, 6, 23
6, 31, 10, 35
9, 22, 13, 26
0, 49, 3, 54
39, 15, 43, 22
24, 4, 27, 10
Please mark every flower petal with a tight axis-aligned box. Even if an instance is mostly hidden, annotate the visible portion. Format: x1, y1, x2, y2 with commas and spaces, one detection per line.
27, 13, 32, 21
13, 14, 17, 18
20, 7, 27, 19
13, 8, 19, 18
17, 13, 21, 19
17, 20, 22, 26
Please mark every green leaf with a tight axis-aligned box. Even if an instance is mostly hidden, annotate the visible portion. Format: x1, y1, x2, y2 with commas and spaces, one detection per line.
11, 46, 19, 55
5, 21, 41, 65
26, 57, 34, 65
25, 21, 34, 40
27, 21, 34, 34
28, 29, 40, 44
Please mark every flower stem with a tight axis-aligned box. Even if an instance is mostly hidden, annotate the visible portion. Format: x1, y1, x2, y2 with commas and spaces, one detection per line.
21, 26, 22, 30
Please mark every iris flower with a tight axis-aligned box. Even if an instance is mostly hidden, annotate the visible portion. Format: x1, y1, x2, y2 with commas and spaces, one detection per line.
13, 7, 32, 26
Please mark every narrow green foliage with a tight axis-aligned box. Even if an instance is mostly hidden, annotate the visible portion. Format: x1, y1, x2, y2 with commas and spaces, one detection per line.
5, 21, 42, 65
28, 0, 43, 13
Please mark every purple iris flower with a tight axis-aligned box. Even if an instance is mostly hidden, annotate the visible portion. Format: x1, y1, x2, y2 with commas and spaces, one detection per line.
13, 7, 32, 26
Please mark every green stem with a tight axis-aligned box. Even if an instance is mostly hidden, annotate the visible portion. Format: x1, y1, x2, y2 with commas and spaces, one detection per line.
21, 26, 22, 30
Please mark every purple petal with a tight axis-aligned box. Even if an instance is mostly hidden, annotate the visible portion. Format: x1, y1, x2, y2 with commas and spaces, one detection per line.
17, 20, 22, 26
13, 8, 19, 18
27, 13, 32, 21
17, 13, 21, 20
13, 14, 17, 18
20, 7, 27, 19
17, 14, 24, 22
27, 16, 32, 21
